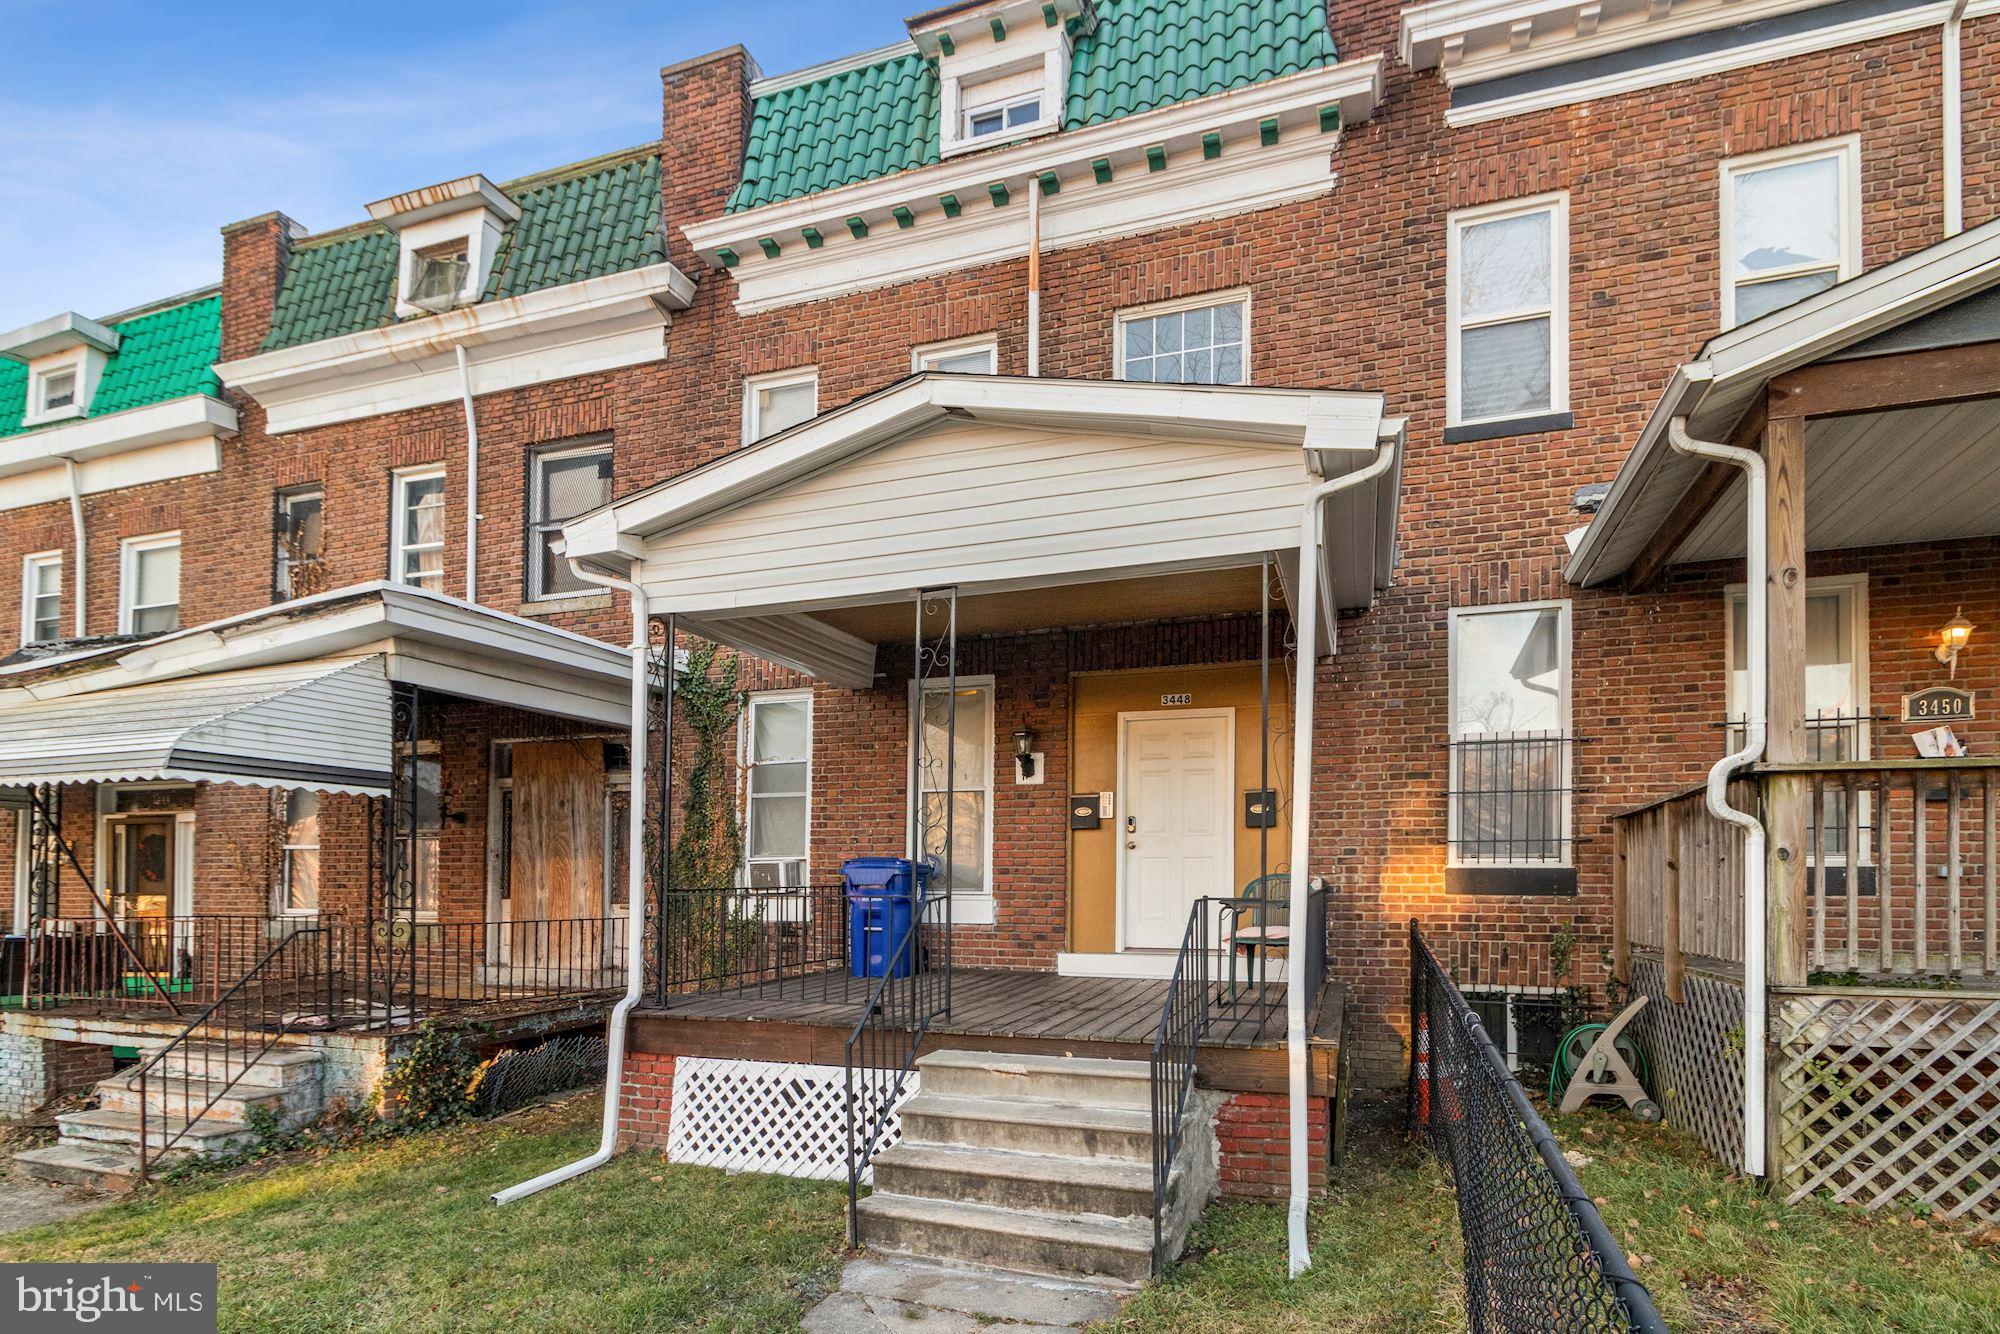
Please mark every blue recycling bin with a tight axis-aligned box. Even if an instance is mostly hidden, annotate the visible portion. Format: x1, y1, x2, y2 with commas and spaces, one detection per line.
844, 856, 933, 979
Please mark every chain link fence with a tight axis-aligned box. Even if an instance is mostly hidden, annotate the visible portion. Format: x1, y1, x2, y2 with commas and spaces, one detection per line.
1410, 923, 1667, 1333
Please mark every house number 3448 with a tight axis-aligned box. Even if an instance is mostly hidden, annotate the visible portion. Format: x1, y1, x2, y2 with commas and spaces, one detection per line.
1160, 693, 1193, 706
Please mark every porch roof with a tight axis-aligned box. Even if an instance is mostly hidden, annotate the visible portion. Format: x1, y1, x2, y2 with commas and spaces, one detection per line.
0, 583, 636, 794
1565, 216, 2000, 587
0, 656, 393, 795
565, 373, 1405, 686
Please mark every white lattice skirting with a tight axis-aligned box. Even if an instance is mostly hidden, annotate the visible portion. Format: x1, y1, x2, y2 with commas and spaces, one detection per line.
665, 1057, 920, 1182
1631, 954, 1747, 1175
1776, 990, 2000, 1221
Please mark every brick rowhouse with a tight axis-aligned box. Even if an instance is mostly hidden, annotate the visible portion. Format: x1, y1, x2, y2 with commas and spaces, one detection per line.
0, 2, 1992, 1163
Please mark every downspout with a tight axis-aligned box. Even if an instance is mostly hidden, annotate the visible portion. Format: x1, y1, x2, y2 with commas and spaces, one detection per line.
1026, 179, 1043, 376
1667, 417, 1769, 1178
62, 458, 86, 637
1945, 0, 1972, 237
493, 557, 653, 1204
1285, 439, 1398, 1277
454, 345, 481, 603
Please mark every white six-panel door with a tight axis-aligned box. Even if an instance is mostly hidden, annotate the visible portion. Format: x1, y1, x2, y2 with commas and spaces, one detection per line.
1118, 710, 1233, 951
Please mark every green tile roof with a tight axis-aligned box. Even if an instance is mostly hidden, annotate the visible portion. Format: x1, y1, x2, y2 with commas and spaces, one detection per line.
0, 292, 222, 441
261, 150, 667, 352
728, 0, 1339, 212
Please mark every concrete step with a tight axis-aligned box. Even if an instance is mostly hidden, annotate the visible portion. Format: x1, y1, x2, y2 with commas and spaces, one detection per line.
855, 1192, 1153, 1285
54, 1107, 259, 1157
11, 1143, 142, 1192
914, 1050, 1151, 1111
809, 1256, 1127, 1331
897, 1093, 1152, 1162
94, 1074, 291, 1125
141, 1043, 322, 1091
871, 1141, 1154, 1218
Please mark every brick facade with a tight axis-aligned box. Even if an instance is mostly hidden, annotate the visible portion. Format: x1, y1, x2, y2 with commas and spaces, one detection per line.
0, 7, 1994, 1102
617, 1051, 676, 1152
1214, 1091, 1332, 1199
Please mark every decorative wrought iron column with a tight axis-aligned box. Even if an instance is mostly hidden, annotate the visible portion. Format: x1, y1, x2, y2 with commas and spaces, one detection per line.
644, 614, 675, 1006
375, 683, 423, 1024
910, 587, 959, 1011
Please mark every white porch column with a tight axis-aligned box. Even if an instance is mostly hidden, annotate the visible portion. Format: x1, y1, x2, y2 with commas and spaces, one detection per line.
1283, 513, 1321, 1277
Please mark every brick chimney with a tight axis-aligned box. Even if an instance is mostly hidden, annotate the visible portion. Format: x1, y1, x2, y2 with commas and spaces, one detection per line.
660, 45, 757, 272
218, 211, 304, 362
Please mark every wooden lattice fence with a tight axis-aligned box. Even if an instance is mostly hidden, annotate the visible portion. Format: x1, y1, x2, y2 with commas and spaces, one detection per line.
1629, 954, 1746, 1173
1774, 989, 2000, 1221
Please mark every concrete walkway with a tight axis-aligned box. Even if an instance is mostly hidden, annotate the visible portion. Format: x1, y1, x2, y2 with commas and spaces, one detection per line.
803, 1256, 1129, 1332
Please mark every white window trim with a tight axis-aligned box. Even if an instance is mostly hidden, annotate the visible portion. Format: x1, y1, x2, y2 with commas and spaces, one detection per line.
527, 440, 614, 601
23, 355, 89, 429
117, 532, 180, 636
274, 484, 324, 600
1718, 135, 1862, 331
389, 465, 447, 591
1723, 572, 1871, 750
742, 367, 820, 445
1445, 598, 1573, 869
20, 550, 61, 647
1445, 192, 1570, 428
1112, 287, 1253, 384
912, 335, 999, 374
741, 689, 814, 889
905, 674, 998, 926
276, 789, 322, 917
937, 35, 1067, 158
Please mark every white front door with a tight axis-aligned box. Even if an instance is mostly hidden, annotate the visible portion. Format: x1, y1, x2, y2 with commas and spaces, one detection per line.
1118, 710, 1233, 951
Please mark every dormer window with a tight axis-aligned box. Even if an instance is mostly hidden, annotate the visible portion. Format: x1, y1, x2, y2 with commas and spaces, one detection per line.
915, 0, 1091, 158
1, 312, 118, 427
366, 174, 520, 321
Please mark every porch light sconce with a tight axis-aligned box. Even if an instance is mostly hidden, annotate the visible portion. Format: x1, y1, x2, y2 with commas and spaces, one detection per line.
1936, 608, 1975, 678
1012, 728, 1038, 780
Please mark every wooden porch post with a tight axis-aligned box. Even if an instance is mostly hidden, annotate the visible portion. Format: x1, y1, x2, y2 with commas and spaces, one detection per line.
1763, 410, 1810, 990
1761, 406, 1809, 1191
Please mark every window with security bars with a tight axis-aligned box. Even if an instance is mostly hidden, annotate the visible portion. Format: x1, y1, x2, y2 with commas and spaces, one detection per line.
1448, 602, 1573, 866
1726, 577, 1873, 862
529, 442, 613, 599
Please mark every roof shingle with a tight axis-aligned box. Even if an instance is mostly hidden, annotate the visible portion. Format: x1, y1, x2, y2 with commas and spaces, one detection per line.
728, 0, 1338, 212
0, 293, 221, 441
260, 150, 667, 353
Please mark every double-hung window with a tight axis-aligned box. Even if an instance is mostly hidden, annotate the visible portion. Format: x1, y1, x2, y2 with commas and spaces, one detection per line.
914, 680, 994, 914
1116, 292, 1248, 385
119, 534, 180, 635
391, 467, 446, 592
529, 442, 613, 600
1447, 602, 1572, 885
1721, 138, 1859, 329
743, 693, 811, 888
21, 552, 60, 645
274, 485, 324, 599
1448, 195, 1568, 429
743, 370, 818, 444
277, 789, 321, 915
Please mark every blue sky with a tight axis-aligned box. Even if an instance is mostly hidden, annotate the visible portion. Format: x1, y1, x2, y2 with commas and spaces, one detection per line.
0, 1, 914, 327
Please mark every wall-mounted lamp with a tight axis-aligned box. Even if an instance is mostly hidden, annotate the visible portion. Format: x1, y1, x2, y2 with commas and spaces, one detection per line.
1936, 607, 1975, 678
1012, 728, 1038, 780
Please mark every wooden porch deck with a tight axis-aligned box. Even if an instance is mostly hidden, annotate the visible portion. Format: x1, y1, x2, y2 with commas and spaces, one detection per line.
634, 967, 1346, 1095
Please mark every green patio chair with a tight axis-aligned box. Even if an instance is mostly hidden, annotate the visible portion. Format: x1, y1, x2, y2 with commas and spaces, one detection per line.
1220, 872, 1292, 1000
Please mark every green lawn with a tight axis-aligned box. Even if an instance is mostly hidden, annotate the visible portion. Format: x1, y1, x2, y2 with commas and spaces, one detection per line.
7, 1091, 1996, 1332
0, 1097, 846, 1333
1119, 1101, 2000, 1333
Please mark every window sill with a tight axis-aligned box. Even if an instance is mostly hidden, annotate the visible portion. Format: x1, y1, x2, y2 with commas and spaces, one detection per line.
1442, 412, 1574, 445
1446, 865, 1578, 896
515, 593, 613, 618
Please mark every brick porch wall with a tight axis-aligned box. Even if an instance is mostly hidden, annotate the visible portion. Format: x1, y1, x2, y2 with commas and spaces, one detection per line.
1214, 1091, 1332, 1199
0, 1029, 115, 1120
617, 1051, 676, 1152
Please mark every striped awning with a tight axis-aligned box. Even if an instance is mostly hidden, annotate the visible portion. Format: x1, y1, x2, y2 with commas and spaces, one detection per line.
0, 656, 394, 796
